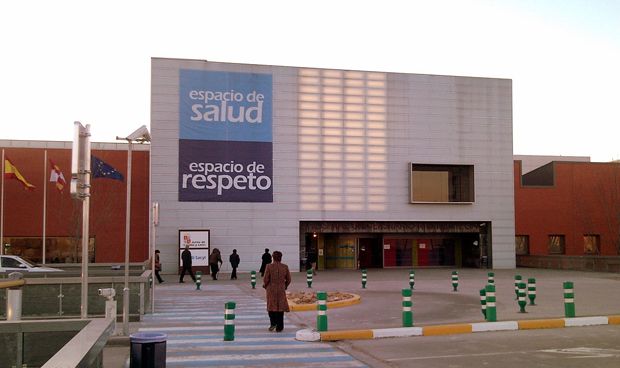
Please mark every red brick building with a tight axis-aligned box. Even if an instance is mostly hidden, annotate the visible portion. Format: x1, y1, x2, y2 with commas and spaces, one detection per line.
4, 139, 620, 273
515, 160, 620, 272
0, 140, 149, 264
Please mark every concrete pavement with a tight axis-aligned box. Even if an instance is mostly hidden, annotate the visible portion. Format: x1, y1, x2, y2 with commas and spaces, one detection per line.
104, 267, 620, 367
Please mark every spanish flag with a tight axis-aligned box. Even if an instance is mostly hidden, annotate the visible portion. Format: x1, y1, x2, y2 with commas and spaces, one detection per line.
49, 159, 66, 192
4, 157, 36, 190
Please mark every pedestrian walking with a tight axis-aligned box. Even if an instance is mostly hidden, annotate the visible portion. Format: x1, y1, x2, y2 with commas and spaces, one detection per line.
209, 248, 223, 280
154, 249, 163, 283
179, 245, 196, 283
229, 249, 240, 280
259, 248, 272, 277
263, 250, 291, 332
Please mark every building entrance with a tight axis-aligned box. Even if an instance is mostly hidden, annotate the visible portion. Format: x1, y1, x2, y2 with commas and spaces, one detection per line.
300, 221, 490, 270
358, 238, 382, 268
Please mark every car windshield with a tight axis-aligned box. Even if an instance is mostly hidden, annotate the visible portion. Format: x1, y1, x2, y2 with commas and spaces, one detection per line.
18, 257, 37, 268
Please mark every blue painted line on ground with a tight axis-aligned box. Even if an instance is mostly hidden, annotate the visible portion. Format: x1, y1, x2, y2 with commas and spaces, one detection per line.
166, 347, 337, 357
166, 355, 362, 367
166, 339, 310, 347
166, 333, 298, 340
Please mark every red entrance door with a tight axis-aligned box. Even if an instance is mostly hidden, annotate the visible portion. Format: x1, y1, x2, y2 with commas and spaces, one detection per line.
417, 239, 431, 266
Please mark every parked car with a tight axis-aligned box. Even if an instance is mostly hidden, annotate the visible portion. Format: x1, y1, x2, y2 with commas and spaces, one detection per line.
0, 255, 63, 273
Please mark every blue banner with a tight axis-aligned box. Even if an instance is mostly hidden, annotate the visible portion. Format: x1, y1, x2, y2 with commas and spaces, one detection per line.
179, 69, 273, 142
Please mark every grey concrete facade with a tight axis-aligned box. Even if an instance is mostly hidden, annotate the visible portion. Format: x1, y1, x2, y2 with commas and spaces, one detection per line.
151, 58, 515, 272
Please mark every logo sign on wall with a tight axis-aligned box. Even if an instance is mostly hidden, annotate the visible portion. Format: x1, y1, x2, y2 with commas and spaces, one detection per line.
179, 229, 210, 249
178, 229, 210, 267
178, 69, 273, 202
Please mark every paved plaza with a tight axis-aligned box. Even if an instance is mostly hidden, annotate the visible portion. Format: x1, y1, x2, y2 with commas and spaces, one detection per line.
104, 268, 620, 367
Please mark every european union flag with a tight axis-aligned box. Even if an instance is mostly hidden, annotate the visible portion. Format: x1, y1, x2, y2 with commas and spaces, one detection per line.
91, 156, 124, 181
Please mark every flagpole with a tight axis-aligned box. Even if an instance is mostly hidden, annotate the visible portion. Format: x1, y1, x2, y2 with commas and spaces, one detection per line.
43, 150, 47, 264
1, 149, 4, 255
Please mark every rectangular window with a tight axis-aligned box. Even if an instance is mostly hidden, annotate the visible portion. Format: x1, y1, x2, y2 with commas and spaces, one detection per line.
515, 235, 530, 255
583, 235, 600, 255
410, 164, 474, 203
548, 235, 565, 254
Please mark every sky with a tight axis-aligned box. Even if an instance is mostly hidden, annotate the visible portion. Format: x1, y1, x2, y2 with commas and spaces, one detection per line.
1, 0, 619, 161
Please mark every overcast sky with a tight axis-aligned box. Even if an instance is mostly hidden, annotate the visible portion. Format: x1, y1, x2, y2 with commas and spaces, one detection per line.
1, 0, 619, 161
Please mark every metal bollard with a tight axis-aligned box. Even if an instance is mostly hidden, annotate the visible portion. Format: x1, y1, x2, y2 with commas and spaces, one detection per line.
517, 282, 527, 313
563, 281, 576, 318
196, 271, 202, 290
479, 288, 487, 318
409, 270, 415, 290
6, 272, 25, 321
485, 284, 497, 322
487, 272, 495, 285
224, 301, 236, 341
317, 291, 328, 332
451, 271, 459, 292
306, 269, 313, 288
251, 271, 256, 289
527, 278, 537, 305
402, 288, 413, 327
514, 275, 522, 299
361, 269, 367, 289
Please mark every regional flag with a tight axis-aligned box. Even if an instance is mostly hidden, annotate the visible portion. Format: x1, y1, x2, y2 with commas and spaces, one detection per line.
49, 159, 66, 191
4, 157, 36, 190
91, 156, 124, 181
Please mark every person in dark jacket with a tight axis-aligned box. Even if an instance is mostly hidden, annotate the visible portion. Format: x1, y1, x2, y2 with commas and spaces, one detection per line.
209, 248, 223, 280
179, 245, 196, 283
263, 250, 291, 332
229, 249, 240, 280
154, 249, 163, 283
259, 248, 272, 277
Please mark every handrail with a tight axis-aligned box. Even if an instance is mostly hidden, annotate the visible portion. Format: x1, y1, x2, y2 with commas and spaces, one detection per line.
0, 279, 26, 289
41, 318, 115, 368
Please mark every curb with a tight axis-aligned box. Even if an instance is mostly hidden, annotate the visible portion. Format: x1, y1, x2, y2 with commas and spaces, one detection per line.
295, 314, 620, 342
288, 293, 361, 312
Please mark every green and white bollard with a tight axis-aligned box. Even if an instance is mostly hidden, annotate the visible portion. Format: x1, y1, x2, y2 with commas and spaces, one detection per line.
402, 288, 413, 327
563, 281, 576, 318
485, 284, 497, 322
487, 272, 495, 285
514, 275, 522, 299
251, 270, 256, 289
361, 269, 367, 289
317, 291, 328, 332
196, 271, 202, 290
451, 271, 459, 292
527, 278, 537, 305
306, 269, 313, 288
517, 282, 527, 313
479, 288, 487, 318
224, 301, 236, 341
409, 270, 415, 290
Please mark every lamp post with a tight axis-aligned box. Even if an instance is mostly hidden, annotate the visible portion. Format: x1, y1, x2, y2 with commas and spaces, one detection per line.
116, 125, 150, 336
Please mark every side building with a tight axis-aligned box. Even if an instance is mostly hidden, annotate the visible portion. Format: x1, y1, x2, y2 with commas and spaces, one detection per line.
0, 140, 150, 264
515, 159, 620, 272
151, 58, 515, 273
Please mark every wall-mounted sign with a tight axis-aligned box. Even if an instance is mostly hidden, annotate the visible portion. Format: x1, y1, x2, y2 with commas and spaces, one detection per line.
179, 229, 210, 249
178, 70, 273, 202
179, 248, 210, 267
178, 229, 210, 268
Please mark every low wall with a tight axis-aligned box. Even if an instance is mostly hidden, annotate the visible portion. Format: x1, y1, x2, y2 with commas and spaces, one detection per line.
0, 318, 114, 368
517, 255, 620, 272
0, 270, 153, 320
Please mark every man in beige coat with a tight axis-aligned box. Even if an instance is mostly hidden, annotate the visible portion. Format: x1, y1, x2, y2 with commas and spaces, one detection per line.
263, 250, 291, 332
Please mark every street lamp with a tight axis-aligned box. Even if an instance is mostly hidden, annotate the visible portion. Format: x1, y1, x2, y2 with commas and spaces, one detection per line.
116, 125, 150, 336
